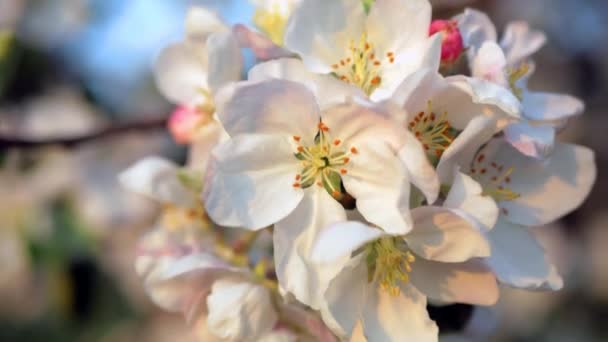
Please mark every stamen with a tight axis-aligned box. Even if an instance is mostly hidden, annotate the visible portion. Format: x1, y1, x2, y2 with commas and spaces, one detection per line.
471, 151, 520, 203
408, 100, 454, 158
367, 238, 416, 296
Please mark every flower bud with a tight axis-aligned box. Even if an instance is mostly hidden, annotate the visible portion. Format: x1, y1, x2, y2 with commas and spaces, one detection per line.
168, 106, 207, 144
429, 19, 464, 64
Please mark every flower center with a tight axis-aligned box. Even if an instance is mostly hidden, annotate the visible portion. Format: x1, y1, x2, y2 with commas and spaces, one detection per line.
469, 152, 520, 214
331, 32, 395, 96
507, 62, 530, 101
409, 101, 455, 160
292, 121, 355, 199
366, 237, 416, 296
161, 203, 209, 231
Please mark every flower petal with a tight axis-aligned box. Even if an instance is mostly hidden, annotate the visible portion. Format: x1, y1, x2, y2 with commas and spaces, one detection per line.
500, 21, 546, 65
470, 41, 508, 86
410, 258, 499, 306
341, 140, 412, 235
273, 186, 348, 309
284, 0, 366, 73
319, 254, 368, 339
488, 140, 596, 226
398, 130, 440, 204
186, 120, 227, 173
448, 75, 521, 120
154, 42, 208, 105
207, 31, 243, 95
456, 8, 497, 51
503, 122, 555, 159
407, 206, 491, 263
443, 170, 499, 231
485, 219, 563, 290
203, 134, 303, 229
362, 283, 438, 342
215, 79, 320, 140
119, 156, 194, 207
248, 58, 365, 110
522, 91, 585, 123
232, 24, 295, 61
185, 6, 228, 41
437, 115, 498, 184
312, 221, 387, 263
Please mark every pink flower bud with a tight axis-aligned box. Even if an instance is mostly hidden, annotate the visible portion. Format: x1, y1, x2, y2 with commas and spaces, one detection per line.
168, 105, 206, 144
429, 19, 464, 64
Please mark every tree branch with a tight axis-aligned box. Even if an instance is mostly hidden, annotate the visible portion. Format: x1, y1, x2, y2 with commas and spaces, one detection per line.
0, 117, 168, 150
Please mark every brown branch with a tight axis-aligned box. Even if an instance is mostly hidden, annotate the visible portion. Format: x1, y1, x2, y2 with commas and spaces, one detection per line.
0, 117, 168, 150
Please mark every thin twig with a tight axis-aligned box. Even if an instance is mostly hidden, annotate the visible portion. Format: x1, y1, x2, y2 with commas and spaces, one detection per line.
0, 117, 168, 150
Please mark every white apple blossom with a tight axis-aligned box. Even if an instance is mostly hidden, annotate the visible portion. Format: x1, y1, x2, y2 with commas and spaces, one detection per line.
455, 8, 585, 159
203, 77, 438, 309
284, 0, 442, 101
445, 136, 596, 289
312, 202, 498, 341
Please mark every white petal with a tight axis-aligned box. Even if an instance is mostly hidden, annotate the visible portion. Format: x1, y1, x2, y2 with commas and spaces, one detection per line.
207, 279, 277, 341
202, 134, 303, 229
489, 141, 596, 226
320, 254, 369, 339
185, 6, 228, 41
448, 75, 521, 119
248, 58, 365, 110
485, 219, 563, 290
471, 41, 508, 86
504, 122, 555, 159
522, 91, 585, 122
186, 120, 226, 173
273, 186, 348, 309
154, 42, 208, 105
399, 131, 440, 204
206, 31, 242, 95
362, 283, 438, 342
341, 140, 412, 235
366, 0, 431, 56
284, 0, 366, 73
500, 21, 546, 65
119, 156, 194, 207
407, 206, 491, 262
410, 258, 499, 306
215, 79, 320, 140
143, 253, 243, 312
312, 221, 386, 263
456, 8, 497, 51
232, 24, 295, 61
444, 171, 499, 231
437, 115, 498, 184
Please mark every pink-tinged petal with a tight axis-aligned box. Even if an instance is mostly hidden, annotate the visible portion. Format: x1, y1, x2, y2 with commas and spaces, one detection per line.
410, 258, 499, 306
362, 283, 438, 342
206, 31, 242, 94
284, 0, 366, 73
471, 41, 508, 86
203, 134, 303, 230
485, 219, 563, 290
119, 156, 195, 207
500, 21, 546, 65
154, 42, 208, 106
407, 206, 491, 263
185, 6, 228, 41
248, 58, 365, 110
522, 91, 584, 122
486, 140, 596, 226
430, 20, 464, 64
215, 79, 319, 141
274, 186, 348, 309
503, 122, 555, 159
232, 24, 295, 60
168, 106, 209, 145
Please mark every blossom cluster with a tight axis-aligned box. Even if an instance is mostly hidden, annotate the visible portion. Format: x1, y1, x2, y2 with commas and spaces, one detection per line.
120, 1, 596, 341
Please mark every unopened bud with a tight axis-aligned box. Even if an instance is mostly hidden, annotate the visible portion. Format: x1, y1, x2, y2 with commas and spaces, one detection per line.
429, 19, 463, 64
167, 105, 207, 144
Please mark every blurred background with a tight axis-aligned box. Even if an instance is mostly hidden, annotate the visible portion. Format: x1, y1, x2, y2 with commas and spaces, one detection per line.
0, 0, 606, 341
